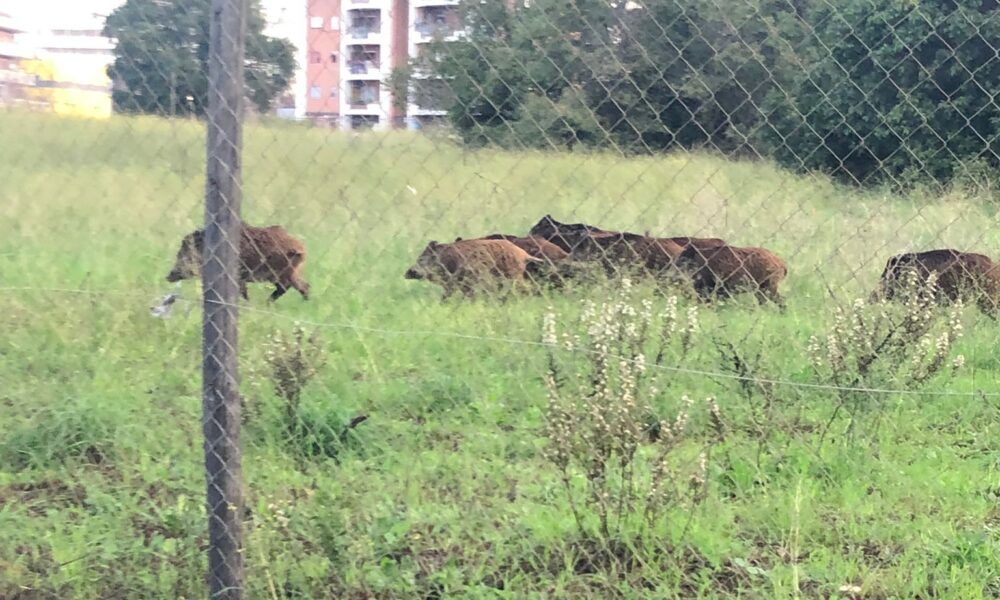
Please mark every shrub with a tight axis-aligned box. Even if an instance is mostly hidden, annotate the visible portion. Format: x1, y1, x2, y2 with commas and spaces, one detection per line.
540, 281, 719, 541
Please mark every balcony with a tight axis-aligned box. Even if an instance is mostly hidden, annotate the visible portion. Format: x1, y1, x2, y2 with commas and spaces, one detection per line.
348, 27, 381, 40
346, 60, 381, 77
348, 81, 380, 111
414, 7, 461, 40
346, 45, 381, 77
347, 10, 381, 40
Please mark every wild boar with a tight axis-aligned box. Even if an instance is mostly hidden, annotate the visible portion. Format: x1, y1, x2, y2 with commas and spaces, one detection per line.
477, 234, 570, 264
528, 214, 618, 253
875, 249, 998, 315
166, 225, 309, 302
404, 238, 541, 299
459, 233, 574, 287
675, 244, 787, 306
530, 215, 726, 280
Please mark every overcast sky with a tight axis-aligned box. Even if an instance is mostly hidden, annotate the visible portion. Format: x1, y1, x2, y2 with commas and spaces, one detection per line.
4, 0, 125, 28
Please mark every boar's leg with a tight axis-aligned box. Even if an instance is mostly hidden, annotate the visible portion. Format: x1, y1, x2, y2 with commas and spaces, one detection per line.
269, 284, 289, 303
289, 274, 310, 300
756, 285, 786, 310
240, 281, 249, 301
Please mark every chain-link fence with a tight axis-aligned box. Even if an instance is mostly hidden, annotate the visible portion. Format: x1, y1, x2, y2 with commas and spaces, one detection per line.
1, 0, 998, 597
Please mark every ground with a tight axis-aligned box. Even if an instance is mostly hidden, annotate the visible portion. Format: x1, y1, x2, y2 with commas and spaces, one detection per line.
0, 112, 997, 598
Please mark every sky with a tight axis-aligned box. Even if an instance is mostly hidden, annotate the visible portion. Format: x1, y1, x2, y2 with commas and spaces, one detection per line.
3, 0, 125, 28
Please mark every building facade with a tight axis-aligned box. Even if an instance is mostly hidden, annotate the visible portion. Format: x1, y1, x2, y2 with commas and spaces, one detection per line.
304, 0, 463, 130
4, 3, 119, 118
405, 0, 460, 129
337, 0, 410, 130
0, 11, 37, 109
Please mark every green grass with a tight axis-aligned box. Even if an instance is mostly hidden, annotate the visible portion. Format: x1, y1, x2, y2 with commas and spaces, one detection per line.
0, 111, 997, 598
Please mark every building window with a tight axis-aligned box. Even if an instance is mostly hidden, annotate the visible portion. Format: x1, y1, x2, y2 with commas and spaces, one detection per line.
330, 88, 338, 98
330, 53, 338, 63
309, 51, 322, 64
310, 16, 324, 29
310, 86, 321, 99
330, 17, 340, 30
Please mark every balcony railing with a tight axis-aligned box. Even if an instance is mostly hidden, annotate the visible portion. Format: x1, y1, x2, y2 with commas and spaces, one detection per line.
347, 60, 380, 75
347, 26, 380, 38
414, 21, 457, 38
349, 94, 380, 107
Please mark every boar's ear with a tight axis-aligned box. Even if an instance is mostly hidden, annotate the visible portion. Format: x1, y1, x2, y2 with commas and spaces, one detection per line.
427, 240, 439, 249
454, 237, 463, 242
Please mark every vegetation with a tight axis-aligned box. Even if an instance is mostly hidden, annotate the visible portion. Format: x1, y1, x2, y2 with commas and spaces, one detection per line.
104, 0, 295, 116
412, 0, 1000, 184
0, 112, 997, 598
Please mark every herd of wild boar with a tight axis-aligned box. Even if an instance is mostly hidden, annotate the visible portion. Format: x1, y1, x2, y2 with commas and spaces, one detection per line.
165, 215, 999, 316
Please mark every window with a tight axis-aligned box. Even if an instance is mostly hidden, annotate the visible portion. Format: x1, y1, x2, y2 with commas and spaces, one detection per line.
310, 86, 321, 99
330, 53, 338, 63
310, 16, 324, 29
309, 51, 322, 64
330, 17, 340, 30
330, 88, 338, 98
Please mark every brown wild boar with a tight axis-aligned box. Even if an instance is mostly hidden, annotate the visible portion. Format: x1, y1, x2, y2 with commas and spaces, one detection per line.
874, 249, 998, 315
405, 238, 541, 299
166, 225, 310, 302
567, 231, 728, 281
478, 234, 570, 264
530, 215, 726, 279
675, 244, 787, 306
458, 233, 574, 287
643, 237, 727, 277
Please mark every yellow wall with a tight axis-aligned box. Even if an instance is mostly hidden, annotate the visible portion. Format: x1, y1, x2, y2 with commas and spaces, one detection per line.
21, 56, 112, 119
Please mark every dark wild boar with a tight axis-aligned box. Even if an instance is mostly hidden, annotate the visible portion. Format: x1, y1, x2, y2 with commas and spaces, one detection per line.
405, 238, 541, 299
530, 215, 726, 279
166, 225, 310, 302
675, 244, 787, 306
874, 249, 998, 316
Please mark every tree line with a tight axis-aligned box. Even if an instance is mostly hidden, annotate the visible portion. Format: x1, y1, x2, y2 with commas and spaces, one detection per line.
410, 0, 999, 185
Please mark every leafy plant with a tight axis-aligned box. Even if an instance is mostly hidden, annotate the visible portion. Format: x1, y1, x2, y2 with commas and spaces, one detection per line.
807, 271, 966, 442
541, 281, 718, 541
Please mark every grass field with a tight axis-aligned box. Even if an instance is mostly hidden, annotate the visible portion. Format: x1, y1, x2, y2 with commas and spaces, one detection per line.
0, 111, 998, 599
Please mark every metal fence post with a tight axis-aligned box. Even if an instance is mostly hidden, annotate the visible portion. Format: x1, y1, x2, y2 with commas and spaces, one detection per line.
203, 0, 246, 598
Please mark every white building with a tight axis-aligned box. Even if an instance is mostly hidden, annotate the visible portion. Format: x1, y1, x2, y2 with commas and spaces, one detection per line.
338, 0, 408, 130
405, 0, 460, 129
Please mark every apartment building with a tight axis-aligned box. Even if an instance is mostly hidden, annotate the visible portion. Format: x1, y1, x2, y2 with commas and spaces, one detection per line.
305, 0, 463, 130
305, 0, 342, 123
405, 0, 460, 129
338, 0, 409, 130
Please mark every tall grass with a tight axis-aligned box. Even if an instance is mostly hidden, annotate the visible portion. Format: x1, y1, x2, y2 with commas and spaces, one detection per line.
0, 111, 997, 598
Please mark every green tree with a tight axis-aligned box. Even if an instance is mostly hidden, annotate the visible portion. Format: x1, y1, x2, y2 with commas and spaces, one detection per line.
416, 0, 798, 153
104, 0, 295, 116
755, 0, 1000, 184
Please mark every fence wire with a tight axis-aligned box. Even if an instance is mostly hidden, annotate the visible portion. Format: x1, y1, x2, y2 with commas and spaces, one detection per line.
1, 0, 998, 598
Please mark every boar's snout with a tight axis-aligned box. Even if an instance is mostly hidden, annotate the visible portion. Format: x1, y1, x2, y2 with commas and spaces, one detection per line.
404, 267, 422, 280
166, 270, 183, 283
